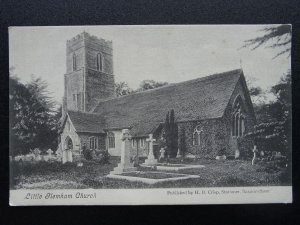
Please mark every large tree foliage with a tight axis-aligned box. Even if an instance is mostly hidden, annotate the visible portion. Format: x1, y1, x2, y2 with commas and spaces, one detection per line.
9, 74, 60, 156
242, 24, 291, 59
245, 71, 291, 159
115, 81, 133, 97
137, 80, 168, 91
115, 80, 168, 97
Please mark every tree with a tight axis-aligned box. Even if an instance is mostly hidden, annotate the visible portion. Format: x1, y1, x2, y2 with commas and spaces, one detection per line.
137, 80, 168, 92
163, 109, 178, 159
115, 81, 133, 97
179, 127, 187, 157
169, 109, 178, 158
245, 76, 267, 106
245, 71, 291, 159
9, 74, 60, 156
242, 24, 291, 59
164, 111, 170, 159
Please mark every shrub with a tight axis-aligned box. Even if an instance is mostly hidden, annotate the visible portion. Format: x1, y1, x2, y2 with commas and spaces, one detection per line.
237, 136, 254, 159
82, 148, 93, 160
98, 150, 110, 164
217, 148, 226, 156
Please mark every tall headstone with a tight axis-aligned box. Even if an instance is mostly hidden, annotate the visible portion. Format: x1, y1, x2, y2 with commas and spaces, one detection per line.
110, 129, 137, 174
145, 134, 158, 165
176, 148, 182, 158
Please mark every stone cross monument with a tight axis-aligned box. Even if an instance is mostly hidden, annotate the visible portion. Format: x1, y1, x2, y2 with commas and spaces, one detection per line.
110, 129, 137, 174
144, 134, 158, 165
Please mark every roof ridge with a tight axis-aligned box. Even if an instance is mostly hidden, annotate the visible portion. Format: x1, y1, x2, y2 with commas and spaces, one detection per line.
92, 68, 243, 109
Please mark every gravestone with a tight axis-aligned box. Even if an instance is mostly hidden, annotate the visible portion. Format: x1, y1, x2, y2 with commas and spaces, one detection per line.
47, 149, 53, 157
159, 147, 165, 161
56, 149, 62, 161
33, 148, 41, 161
110, 129, 137, 174
144, 134, 158, 165
235, 149, 240, 159
176, 148, 182, 158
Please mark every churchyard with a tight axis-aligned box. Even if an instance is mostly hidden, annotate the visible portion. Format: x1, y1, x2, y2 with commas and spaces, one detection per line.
10, 156, 290, 190
10, 129, 290, 189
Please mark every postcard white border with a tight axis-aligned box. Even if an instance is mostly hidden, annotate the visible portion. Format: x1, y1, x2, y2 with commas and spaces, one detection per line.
10, 186, 292, 206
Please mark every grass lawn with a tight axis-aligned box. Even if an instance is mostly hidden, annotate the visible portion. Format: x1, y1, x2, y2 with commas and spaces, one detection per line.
10, 157, 291, 189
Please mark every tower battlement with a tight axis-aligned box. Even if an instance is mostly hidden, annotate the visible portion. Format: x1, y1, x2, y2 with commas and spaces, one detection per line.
67, 32, 112, 49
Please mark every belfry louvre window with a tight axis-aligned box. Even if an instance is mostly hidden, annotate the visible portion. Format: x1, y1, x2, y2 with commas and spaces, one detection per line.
108, 132, 115, 148
96, 53, 103, 71
89, 136, 98, 149
72, 54, 77, 71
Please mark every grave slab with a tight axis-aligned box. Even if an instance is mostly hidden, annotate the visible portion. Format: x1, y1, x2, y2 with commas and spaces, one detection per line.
140, 163, 205, 171
107, 171, 200, 184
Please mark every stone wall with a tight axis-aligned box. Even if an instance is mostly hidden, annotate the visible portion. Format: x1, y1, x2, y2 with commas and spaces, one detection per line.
85, 68, 115, 111
65, 69, 84, 111
78, 133, 106, 151
176, 77, 256, 158
177, 119, 225, 158
107, 130, 123, 156
130, 138, 149, 158
224, 77, 256, 155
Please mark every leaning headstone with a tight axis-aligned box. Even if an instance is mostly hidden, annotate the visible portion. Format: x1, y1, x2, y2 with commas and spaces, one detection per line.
144, 134, 158, 165
110, 129, 137, 174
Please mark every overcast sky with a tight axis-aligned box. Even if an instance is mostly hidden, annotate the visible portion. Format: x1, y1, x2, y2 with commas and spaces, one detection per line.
9, 25, 291, 105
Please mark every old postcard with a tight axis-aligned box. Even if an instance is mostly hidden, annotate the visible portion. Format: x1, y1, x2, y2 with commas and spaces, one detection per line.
9, 25, 292, 205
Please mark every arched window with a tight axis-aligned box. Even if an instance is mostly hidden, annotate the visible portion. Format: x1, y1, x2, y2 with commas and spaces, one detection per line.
132, 139, 136, 148
193, 126, 203, 146
108, 132, 115, 148
232, 96, 246, 137
89, 136, 98, 149
72, 54, 77, 71
96, 53, 103, 71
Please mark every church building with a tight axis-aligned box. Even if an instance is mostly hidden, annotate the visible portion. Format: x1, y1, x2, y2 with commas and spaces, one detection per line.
59, 32, 256, 162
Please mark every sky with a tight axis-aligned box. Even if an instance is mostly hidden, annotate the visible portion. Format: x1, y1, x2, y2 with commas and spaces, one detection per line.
9, 25, 291, 105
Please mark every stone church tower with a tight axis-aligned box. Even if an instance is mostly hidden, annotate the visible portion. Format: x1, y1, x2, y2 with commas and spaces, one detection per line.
63, 32, 115, 113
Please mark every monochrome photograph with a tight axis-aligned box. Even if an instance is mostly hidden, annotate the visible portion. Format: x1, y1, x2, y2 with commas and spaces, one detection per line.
9, 25, 292, 205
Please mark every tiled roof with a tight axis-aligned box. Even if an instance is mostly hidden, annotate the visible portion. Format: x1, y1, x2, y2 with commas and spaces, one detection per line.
68, 110, 106, 134
90, 69, 244, 136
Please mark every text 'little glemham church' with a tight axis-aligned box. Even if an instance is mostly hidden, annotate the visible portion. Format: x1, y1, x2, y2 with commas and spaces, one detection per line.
58, 32, 256, 163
